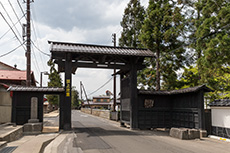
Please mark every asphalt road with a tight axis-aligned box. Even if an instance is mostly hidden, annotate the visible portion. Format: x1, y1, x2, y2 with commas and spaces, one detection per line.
69, 110, 230, 153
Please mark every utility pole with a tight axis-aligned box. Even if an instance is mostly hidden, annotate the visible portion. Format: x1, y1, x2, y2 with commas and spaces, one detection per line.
112, 33, 116, 111
80, 81, 92, 114
26, 0, 33, 86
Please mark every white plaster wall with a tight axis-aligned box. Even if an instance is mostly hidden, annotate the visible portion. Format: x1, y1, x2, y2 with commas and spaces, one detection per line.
211, 108, 230, 128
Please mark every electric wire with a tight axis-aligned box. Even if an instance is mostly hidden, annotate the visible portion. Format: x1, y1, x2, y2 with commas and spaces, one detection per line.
0, 36, 16, 47
31, 46, 41, 77
17, 0, 26, 20
31, 41, 51, 57
0, 12, 26, 51
0, 2, 22, 40
88, 77, 113, 96
0, 14, 25, 40
0, 43, 24, 58
31, 10, 46, 70
8, 0, 23, 27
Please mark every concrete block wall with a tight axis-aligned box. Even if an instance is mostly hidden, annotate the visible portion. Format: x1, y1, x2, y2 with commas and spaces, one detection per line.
0, 91, 12, 123
81, 108, 110, 119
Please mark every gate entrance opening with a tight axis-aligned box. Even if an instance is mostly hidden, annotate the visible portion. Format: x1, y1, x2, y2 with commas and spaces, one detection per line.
49, 41, 154, 130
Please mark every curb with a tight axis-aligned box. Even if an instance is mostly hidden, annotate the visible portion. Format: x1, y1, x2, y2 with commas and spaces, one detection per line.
0, 126, 23, 142
44, 131, 83, 153
12, 133, 58, 153
209, 135, 230, 142
0, 141, 7, 150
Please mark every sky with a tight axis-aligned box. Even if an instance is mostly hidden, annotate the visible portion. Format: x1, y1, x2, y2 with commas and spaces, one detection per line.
0, 0, 148, 99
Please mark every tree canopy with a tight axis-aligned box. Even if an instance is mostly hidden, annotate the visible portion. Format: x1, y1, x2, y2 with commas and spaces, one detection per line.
118, 0, 230, 102
47, 59, 63, 106
119, 0, 145, 48
139, 0, 186, 90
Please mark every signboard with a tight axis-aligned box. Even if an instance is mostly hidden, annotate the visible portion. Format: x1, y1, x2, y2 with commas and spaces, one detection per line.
66, 79, 70, 97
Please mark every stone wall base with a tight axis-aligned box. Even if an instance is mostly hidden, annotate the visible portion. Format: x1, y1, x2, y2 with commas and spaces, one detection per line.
170, 128, 201, 140
23, 123, 43, 135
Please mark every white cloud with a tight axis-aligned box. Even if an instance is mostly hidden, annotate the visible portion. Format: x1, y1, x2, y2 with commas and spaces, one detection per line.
0, 0, 147, 97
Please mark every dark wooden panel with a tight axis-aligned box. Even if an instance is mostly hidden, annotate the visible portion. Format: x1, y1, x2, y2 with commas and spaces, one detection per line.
121, 111, 130, 122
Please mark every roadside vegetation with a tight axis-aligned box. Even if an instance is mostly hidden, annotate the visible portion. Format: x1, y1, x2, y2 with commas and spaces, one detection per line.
119, 0, 230, 101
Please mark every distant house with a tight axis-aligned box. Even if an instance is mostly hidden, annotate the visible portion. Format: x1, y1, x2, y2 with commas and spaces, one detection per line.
0, 61, 36, 124
209, 99, 230, 139
0, 69, 36, 86
0, 61, 19, 71
82, 96, 120, 110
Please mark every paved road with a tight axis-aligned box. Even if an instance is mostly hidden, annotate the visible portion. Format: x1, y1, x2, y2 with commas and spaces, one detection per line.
70, 110, 230, 153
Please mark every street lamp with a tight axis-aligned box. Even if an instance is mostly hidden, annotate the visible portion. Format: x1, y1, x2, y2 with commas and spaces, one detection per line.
40, 71, 49, 87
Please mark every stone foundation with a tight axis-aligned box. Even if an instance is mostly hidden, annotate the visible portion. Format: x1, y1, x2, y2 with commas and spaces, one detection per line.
23, 122, 43, 135
170, 128, 201, 140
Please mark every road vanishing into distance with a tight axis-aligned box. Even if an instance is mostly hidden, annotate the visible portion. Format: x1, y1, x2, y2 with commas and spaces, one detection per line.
49, 110, 230, 153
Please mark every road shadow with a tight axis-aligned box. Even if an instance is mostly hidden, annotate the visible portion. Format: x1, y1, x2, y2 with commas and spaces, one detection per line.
72, 121, 169, 137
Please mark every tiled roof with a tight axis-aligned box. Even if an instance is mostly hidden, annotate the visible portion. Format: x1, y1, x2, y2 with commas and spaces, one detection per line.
48, 41, 154, 57
7, 86, 65, 92
139, 85, 212, 95
0, 70, 26, 80
209, 99, 230, 107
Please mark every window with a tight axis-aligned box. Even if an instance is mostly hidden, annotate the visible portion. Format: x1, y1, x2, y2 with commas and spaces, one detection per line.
144, 99, 154, 108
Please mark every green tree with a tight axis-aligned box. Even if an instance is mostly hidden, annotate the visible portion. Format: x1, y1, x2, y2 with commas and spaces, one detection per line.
119, 0, 145, 48
72, 86, 80, 109
187, 0, 230, 99
47, 60, 63, 106
195, 0, 230, 81
139, 0, 186, 90
177, 66, 200, 89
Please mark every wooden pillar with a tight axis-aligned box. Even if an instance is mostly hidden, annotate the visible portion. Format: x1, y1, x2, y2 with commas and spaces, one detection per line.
59, 93, 64, 129
130, 58, 138, 129
62, 53, 72, 130
120, 73, 125, 127
11, 92, 16, 124
198, 91, 205, 129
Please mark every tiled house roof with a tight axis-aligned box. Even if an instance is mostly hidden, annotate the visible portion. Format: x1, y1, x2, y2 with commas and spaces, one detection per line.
139, 85, 212, 95
49, 41, 154, 57
209, 99, 230, 107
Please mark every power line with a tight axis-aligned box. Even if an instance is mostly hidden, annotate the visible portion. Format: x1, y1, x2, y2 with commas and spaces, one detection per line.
8, 0, 23, 27
0, 12, 26, 51
31, 11, 46, 70
17, 0, 26, 19
0, 2, 22, 40
0, 44, 23, 58
0, 36, 16, 47
88, 77, 113, 96
0, 14, 25, 40
31, 46, 41, 76
31, 41, 51, 57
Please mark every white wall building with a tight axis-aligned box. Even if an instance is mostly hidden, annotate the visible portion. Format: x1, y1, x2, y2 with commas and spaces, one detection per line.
209, 99, 230, 138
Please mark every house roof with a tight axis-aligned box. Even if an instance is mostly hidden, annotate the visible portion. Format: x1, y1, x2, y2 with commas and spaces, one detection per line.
7, 86, 65, 92
209, 99, 230, 107
138, 85, 213, 95
0, 61, 19, 71
0, 70, 27, 81
48, 41, 154, 57
93, 96, 110, 99
82, 100, 120, 106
